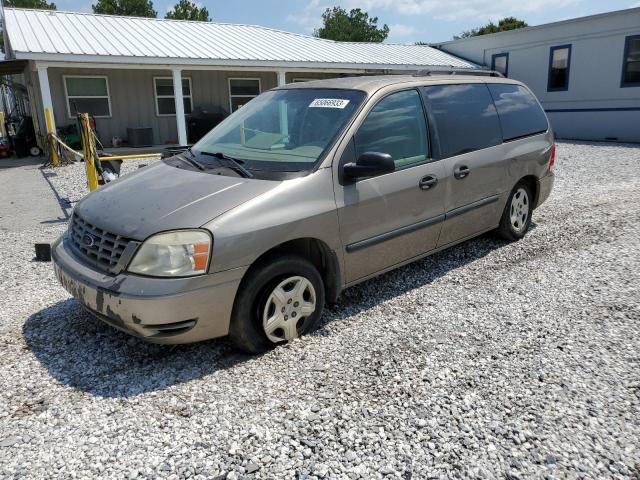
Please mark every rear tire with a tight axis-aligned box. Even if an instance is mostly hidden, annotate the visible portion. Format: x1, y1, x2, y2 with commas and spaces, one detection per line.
496, 182, 533, 241
229, 255, 325, 354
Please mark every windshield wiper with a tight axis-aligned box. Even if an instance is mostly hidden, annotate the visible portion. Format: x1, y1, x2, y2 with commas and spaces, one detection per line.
201, 151, 254, 178
178, 151, 206, 171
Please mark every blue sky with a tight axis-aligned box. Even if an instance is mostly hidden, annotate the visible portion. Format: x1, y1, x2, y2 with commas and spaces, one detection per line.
54, 0, 640, 43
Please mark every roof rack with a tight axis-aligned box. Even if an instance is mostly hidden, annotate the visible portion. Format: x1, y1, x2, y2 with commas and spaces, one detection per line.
413, 68, 504, 78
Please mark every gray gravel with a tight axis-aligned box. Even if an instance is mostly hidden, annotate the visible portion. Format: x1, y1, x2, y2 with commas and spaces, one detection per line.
41, 157, 160, 214
1, 142, 639, 479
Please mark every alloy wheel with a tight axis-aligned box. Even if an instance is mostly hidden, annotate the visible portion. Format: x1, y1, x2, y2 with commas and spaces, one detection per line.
262, 276, 316, 343
510, 187, 530, 233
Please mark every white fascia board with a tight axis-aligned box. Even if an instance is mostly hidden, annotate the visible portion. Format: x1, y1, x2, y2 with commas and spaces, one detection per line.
18, 52, 463, 72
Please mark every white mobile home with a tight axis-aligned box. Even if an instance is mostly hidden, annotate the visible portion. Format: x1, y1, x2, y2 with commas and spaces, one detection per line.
0, 8, 476, 149
433, 8, 640, 143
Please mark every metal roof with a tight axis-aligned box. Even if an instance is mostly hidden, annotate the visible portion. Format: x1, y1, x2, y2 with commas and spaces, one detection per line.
3, 8, 476, 70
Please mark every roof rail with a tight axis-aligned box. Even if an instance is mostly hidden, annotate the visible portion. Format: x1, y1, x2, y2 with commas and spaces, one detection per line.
414, 68, 504, 78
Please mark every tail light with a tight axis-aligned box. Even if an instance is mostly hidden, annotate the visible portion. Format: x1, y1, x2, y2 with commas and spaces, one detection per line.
547, 143, 556, 174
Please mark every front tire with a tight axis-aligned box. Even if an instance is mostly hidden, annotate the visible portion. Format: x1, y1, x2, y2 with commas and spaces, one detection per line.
496, 182, 533, 241
229, 255, 325, 354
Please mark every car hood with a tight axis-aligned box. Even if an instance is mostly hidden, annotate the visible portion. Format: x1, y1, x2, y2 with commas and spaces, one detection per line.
74, 161, 280, 240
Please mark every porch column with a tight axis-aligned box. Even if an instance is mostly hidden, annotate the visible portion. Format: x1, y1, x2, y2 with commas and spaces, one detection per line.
276, 70, 287, 86
276, 70, 288, 136
172, 67, 188, 146
36, 64, 56, 133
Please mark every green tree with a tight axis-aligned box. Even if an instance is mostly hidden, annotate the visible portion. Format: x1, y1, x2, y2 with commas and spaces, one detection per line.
92, 0, 157, 17
165, 0, 210, 21
2, 0, 57, 52
314, 7, 389, 43
456, 17, 528, 39
5, 0, 56, 7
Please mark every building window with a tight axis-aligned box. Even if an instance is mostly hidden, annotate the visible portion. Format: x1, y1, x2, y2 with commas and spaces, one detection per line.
64, 76, 111, 118
491, 53, 509, 77
229, 78, 261, 112
548, 45, 572, 91
621, 35, 640, 87
292, 78, 316, 83
154, 77, 192, 116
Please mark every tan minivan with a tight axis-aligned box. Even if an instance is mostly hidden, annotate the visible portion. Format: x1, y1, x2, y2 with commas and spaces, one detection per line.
53, 73, 555, 353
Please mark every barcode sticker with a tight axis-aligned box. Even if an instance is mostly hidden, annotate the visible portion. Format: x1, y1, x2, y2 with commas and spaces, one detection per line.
309, 98, 350, 109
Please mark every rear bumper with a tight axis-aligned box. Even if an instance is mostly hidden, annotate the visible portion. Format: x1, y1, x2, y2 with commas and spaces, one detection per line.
52, 235, 247, 344
535, 171, 554, 208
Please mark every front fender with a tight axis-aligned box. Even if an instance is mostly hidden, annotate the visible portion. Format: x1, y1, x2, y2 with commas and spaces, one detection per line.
203, 168, 343, 277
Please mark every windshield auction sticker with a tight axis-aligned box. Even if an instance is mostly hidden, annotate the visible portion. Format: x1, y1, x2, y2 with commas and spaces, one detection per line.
309, 98, 351, 109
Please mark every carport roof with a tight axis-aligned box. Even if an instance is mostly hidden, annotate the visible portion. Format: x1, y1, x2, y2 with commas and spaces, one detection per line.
3, 8, 476, 70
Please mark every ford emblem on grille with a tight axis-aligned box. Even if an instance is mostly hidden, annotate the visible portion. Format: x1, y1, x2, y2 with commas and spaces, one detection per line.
82, 233, 97, 248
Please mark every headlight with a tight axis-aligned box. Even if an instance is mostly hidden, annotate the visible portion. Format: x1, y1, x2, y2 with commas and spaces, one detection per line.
127, 230, 211, 277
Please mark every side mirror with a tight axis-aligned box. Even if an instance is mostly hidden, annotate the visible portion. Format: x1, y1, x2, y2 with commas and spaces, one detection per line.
343, 152, 395, 181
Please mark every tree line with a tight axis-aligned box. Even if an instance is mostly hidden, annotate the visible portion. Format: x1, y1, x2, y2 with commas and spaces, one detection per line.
312, 8, 527, 43
2, 0, 210, 21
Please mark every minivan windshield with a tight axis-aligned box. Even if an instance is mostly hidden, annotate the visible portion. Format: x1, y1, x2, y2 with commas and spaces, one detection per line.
190, 88, 366, 178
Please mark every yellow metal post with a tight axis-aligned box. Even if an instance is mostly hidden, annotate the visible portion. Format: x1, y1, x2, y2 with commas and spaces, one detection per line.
0, 111, 6, 138
44, 108, 60, 166
80, 113, 99, 192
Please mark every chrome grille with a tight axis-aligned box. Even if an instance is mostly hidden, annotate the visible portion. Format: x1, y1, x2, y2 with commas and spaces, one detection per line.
68, 214, 133, 272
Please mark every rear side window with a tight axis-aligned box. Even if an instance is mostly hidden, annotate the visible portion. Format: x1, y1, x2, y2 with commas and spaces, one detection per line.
422, 84, 502, 159
355, 89, 428, 168
488, 84, 549, 141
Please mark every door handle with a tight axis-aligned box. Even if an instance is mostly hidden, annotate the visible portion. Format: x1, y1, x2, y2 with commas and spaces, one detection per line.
454, 166, 470, 179
419, 175, 438, 190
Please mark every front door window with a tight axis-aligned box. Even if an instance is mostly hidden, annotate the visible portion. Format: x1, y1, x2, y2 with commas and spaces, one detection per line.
354, 89, 428, 168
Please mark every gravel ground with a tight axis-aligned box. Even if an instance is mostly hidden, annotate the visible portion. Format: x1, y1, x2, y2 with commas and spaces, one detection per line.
40, 157, 161, 217
1, 142, 639, 479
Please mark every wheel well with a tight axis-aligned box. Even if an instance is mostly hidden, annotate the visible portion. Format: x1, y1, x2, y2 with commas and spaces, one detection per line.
519, 175, 539, 208
245, 238, 342, 304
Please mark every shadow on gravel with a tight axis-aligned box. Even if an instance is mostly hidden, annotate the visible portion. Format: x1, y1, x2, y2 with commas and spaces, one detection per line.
23, 299, 250, 398
40, 169, 73, 221
23, 232, 510, 398
317, 233, 512, 335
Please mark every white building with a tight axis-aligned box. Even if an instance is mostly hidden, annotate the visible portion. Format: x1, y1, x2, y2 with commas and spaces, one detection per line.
433, 7, 640, 143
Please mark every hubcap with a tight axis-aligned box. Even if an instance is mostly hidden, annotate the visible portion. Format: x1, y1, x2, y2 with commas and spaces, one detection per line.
262, 276, 316, 343
510, 187, 530, 233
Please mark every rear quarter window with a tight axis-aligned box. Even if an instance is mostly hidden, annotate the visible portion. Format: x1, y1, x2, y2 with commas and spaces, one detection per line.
488, 84, 549, 141
422, 84, 502, 159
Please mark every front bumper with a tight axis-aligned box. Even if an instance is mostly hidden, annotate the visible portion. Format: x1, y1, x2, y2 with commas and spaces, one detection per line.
52, 235, 247, 344
535, 171, 554, 208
